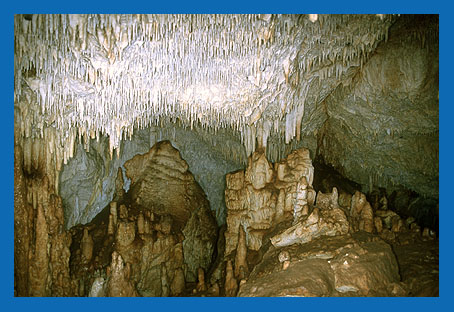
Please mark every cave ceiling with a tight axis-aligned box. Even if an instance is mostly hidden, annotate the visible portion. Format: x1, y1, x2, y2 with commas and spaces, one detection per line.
14, 14, 439, 201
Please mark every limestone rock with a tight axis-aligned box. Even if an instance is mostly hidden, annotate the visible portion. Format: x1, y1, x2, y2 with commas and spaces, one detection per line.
234, 225, 248, 279
350, 191, 374, 233
81, 228, 94, 262
270, 206, 349, 247
225, 260, 238, 297
105, 251, 138, 297
207, 282, 220, 296
170, 267, 186, 296
238, 234, 402, 297
376, 209, 399, 229
315, 187, 340, 210
124, 141, 217, 282
196, 268, 207, 292
114, 167, 125, 201
245, 151, 274, 190
226, 170, 245, 190
88, 277, 106, 297
330, 240, 400, 296
224, 147, 316, 255
116, 221, 135, 247
293, 176, 308, 222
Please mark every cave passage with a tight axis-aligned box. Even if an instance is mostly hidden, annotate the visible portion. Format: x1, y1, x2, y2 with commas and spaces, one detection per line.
14, 14, 438, 297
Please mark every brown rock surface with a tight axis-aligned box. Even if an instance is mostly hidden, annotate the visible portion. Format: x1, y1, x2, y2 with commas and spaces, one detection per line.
124, 141, 217, 282
14, 139, 72, 296
239, 233, 402, 297
224, 148, 316, 255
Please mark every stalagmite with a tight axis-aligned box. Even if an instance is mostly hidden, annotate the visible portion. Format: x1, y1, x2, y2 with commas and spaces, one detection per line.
225, 260, 238, 297
170, 268, 185, 296
234, 225, 248, 279
81, 228, 94, 262
110, 202, 118, 226
196, 268, 207, 292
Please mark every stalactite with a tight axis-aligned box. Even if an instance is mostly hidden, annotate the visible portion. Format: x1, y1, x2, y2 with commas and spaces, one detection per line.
14, 14, 397, 170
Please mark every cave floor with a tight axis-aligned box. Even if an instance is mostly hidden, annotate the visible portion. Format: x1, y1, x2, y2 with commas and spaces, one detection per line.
390, 232, 439, 296
188, 230, 438, 297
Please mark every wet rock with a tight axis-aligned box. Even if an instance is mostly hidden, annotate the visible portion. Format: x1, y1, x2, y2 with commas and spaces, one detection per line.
270, 206, 349, 247
88, 277, 106, 297
224, 148, 316, 255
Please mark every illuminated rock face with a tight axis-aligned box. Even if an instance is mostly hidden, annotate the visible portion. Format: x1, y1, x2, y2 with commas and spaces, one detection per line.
65, 141, 218, 296
238, 233, 404, 297
14, 138, 72, 297
60, 126, 244, 229
224, 148, 316, 254
124, 141, 218, 283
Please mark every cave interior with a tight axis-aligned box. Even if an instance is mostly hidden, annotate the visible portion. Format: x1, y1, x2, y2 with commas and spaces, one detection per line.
13, 14, 439, 297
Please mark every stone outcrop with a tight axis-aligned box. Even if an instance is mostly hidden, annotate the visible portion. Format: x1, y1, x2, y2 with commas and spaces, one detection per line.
270, 204, 349, 247
238, 233, 404, 297
224, 148, 316, 255
14, 138, 72, 297
350, 191, 375, 233
67, 140, 218, 296
124, 140, 218, 282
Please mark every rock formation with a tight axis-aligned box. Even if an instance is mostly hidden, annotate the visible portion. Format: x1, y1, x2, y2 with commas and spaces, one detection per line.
238, 233, 405, 297
196, 268, 207, 292
124, 140, 218, 282
14, 137, 72, 297
350, 191, 375, 233
81, 228, 94, 262
65, 141, 218, 296
225, 260, 238, 297
105, 251, 138, 297
224, 148, 316, 255
270, 205, 349, 247
234, 225, 248, 279
13, 14, 438, 299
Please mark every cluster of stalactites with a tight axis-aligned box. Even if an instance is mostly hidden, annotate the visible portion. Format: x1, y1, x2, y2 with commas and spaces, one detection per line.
14, 14, 396, 163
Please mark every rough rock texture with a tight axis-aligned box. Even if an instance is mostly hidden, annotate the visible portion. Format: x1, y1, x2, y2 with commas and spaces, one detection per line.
270, 205, 349, 247
60, 125, 244, 229
68, 141, 217, 296
105, 251, 138, 297
318, 15, 438, 204
14, 134, 73, 297
350, 191, 375, 233
224, 148, 316, 255
238, 233, 404, 297
124, 140, 218, 282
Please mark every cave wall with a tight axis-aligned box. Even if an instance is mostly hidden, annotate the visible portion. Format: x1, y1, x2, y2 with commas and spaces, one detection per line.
60, 124, 245, 228
318, 15, 438, 200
